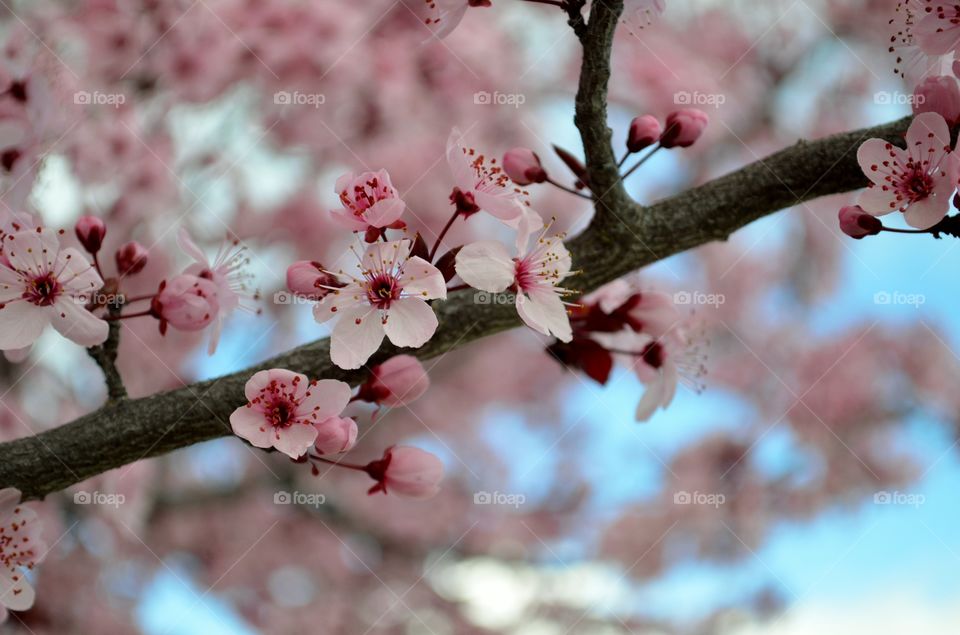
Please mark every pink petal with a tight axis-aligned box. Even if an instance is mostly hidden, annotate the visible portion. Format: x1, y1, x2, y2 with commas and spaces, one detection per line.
361, 198, 405, 228
312, 283, 364, 325
51, 298, 109, 347
0, 567, 34, 612
297, 378, 352, 421
398, 256, 447, 300
455, 241, 514, 292
229, 406, 274, 449
4, 229, 58, 275
383, 297, 438, 349
516, 289, 572, 342
331, 306, 385, 370
0, 302, 50, 350
176, 227, 208, 267
272, 424, 318, 459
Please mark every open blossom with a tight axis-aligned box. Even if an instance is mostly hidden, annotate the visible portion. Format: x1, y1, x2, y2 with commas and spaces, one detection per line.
230, 369, 352, 458
455, 223, 574, 342
913, 2, 960, 57
357, 354, 430, 407
446, 128, 542, 231
150, 274, 220, 334
0, 227, 107, 350
0, 488, 47, 624
177, 228, 254, 353
330, 169, 406, 236
856, 112, 959, 229
313, 240, 447, 370
363, 445, 444, 499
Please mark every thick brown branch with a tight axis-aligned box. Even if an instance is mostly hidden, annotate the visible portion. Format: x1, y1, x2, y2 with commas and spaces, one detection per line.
0, 1, 912, 500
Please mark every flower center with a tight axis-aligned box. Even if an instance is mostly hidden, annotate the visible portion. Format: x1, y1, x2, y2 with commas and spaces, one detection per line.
641, 341, 665, 369
514, 257, 535, 292
24, 273, 61, 306
267, 400, 296, 428
365, 273, 401, 309
901, 167, 933, 201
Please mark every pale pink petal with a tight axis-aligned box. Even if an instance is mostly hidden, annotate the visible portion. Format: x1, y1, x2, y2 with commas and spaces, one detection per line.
634, 372, 667, 422
51, 298, 108, 347
361, 198, 405, 228
176, 227, 208, 267
383, 298, 438, 348
398, 256, 446, 300
273, 424, 318, 459
313, 416, 357, 455
330, 306, 385, 370
312, 283, 365, 325
244, 369, 304, 402
0, 567, 34, 612
856, 139, 901, 187
0, 302, 50, 350
229, 406, 274, 449
329, 210, 371, 232
904, 195, 950, 229
446, 128, 475, 191
455, 241, 514, 292
297, 378, 352, 421
4, 229, 58, 275
0, 489, 19, 519
473, 190, 524, 222
857, 183, 900, 216
362, 240, 411, 274
55, 248, 103, 297
516, 289, 572, 342
905, 112, 951, 160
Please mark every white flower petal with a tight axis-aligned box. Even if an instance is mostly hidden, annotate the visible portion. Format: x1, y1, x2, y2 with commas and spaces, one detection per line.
331, 306, 385, 370
383, 297, 438, 349
455, 241, 514, 292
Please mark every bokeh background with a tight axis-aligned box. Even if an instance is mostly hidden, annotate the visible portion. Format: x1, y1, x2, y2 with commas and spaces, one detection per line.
2, 0, 959, 633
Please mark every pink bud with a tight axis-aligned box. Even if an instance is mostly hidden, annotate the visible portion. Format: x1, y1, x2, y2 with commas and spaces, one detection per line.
359, 355, 429, 407
150, 274, 219, 333
313, 416, 358, 455
502, 147, 547, 185
75, 215, 106, 254
838, 205, 882, 239
364, 445, 444, 499
286, 260, 339, 300
913, 76, 960, 126
660, 109, 709, 148
626, 115, 662, 153
115, 241, 148, 276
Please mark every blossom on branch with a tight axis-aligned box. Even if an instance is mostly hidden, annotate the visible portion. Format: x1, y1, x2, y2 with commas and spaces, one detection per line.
0, 487, 46, 624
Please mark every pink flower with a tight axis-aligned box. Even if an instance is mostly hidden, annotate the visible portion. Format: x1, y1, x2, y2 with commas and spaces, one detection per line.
660, 109, 709, 148
313, 240, 447, 370
0, 228, 107, 350
74, 215, 106, 254
330, 169, 406, 234
0, 487, 46, 624
914, 3, 960, 57
447, 128, 540, 229
177, 228, 254, 353
627, 115, 662, 153
363, 445, 444, 499
856, 112, 960, 229
630, 331, 704, 422
230, 369, 351, 459
838, 205, 883, 239
913, 76, 960, 126
313, 416, 358, 455
313, 239, 447, 369
286, 260, 340, 300
357, 354, 430, 407
455, 223, 574, 342
503, 148, 547, 185
150, 274, 220, 334
622, 0, 666, 35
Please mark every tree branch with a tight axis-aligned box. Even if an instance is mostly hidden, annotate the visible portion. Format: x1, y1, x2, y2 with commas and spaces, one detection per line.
0, 0, 912, 500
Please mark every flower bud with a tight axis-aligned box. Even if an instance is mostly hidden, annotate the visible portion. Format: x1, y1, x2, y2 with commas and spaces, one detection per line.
286, 260, 339, 300
75, 215, 106, 254
358, 355, 429, 406
838, 205, 882, 239
364, 445, 444, 499
626, 115, 662, 153
660, 109, 709, 148
313, 416, 358, 455
150, 274, 219, 333
913, 76, 960, 126
503, 147, 547, 185
115, 241, 148, 276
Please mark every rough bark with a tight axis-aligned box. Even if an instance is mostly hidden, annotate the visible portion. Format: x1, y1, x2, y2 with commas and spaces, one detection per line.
0, 0, 911, 500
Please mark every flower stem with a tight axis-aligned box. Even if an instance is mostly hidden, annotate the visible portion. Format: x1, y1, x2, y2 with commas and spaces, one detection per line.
622, 144, 661, 180
429, 209, 461, 262
104, 309, 153, 321
546, 177, 592, 199
310, 455, 367, 472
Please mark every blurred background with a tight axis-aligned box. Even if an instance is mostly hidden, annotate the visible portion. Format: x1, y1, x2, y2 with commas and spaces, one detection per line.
1, 0, 959, 632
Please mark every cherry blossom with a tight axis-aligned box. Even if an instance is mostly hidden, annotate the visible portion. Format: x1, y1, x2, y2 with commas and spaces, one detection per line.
503, 148, 547, 186
421, 0, 490, 40
313, 416, 358, 455
312, 239, 447, 370
177, 228, 254, 353
913, 75, 960, 125
149, 274, 220, 334
230, 369, 352, 458
330, 169, 407, 237
446, 128, 541, 230
363, 445, 444, 499
455, 222, 574, 342
0, 488, 46, 624
357, 354, 430, 407
856, 112, 960, 229
0, 228, 107, 350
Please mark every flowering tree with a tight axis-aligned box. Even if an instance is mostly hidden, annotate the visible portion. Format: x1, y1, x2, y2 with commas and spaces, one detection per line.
0, 0, 956, 631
